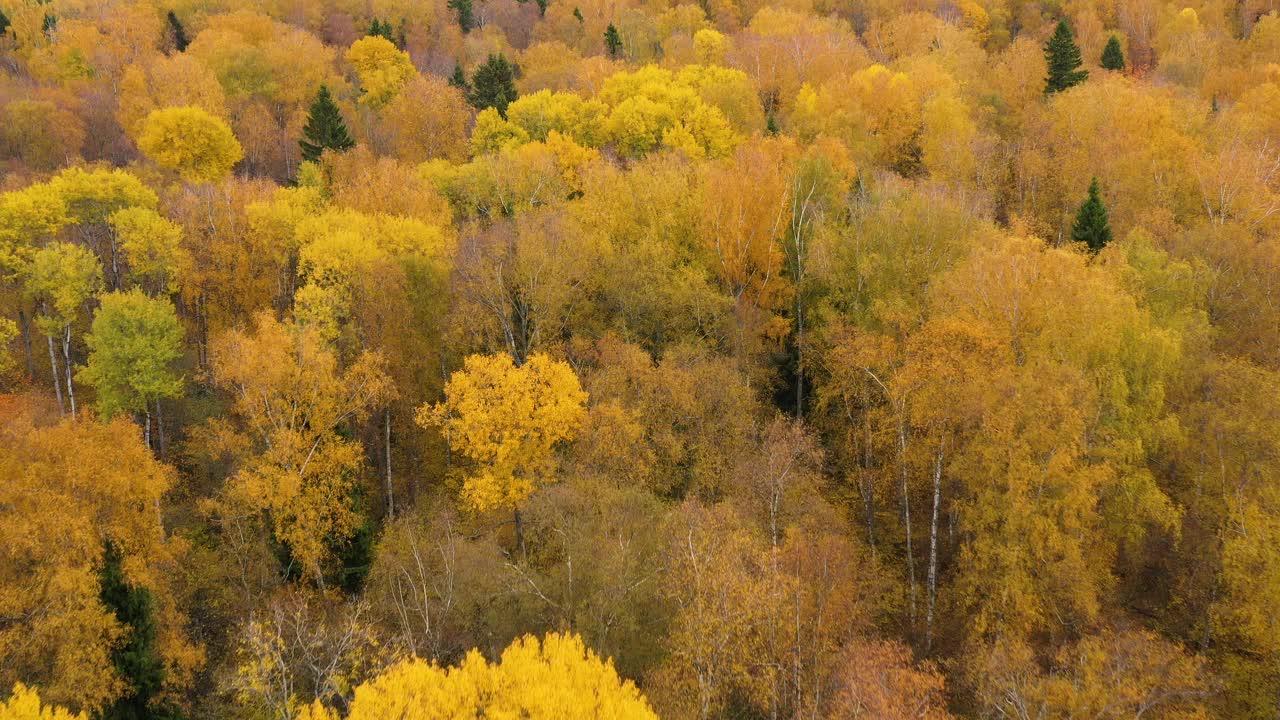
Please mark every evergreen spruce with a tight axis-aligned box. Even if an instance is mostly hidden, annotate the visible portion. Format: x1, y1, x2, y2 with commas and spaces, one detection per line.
1, 8, 13, 37
1071, 177, 1113, 251
468, 54, 518, 117
299, 85, 355, 163
535, 0, 548, 17
448, 0, 475, 33
766, 111, 780, 135
42, 12, 57, 39
604, 23, 623, 57
1100, 34, 1125, 71
368, 18, 394, 41
573, 7, 584, 22
98, 541, 167, 720
1043, 19, 1088, 94
166, 11, 189, 52
449, 63, 470, 92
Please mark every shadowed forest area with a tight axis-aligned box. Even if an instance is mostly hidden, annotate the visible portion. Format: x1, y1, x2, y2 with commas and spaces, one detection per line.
1, 0, 1279, 716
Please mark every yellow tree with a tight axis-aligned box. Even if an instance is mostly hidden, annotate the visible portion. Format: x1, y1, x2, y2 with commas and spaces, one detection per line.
0, 684, 85, 720
210, 313, 393, 584
300, 632, 655, 720
0, 398, 200, 714
345, 36, 417, 107
136, 107, 244, 184
416, 353, 587, 540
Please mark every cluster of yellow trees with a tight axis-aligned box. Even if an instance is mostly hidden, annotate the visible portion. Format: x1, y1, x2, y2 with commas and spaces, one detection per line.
1, 0, 1280, 717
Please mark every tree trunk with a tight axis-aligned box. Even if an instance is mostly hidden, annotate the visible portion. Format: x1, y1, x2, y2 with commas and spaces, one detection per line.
144, 409, 152, 450
899, 419, 916, 630
18, 308, 34, 380
926, 440, 944, 652
62, 326, 76, 419
384, 408, 394, 517
47, 333, 64, 415
155, 398, 166, 458
514, 506, 526, 561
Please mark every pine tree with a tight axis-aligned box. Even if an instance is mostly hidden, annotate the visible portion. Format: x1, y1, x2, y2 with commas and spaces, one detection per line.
41, 12, 57, 39
97, 541, 168, 720
299, 85, 355, 163
1043, 20, 1088, 94
469, 54, 518, 117
535, 0, 548, 17
449, 63, 470, 92
1071, 177, 1113, 251
1100, 34, 1125, 71
766, 111, 780, 135
604, 23, 623, 57
166, 11, 189, 52
448, 0, 475, 33
368, 18, 394, 41
573, 6, 584, 22
0, 8, 12, 37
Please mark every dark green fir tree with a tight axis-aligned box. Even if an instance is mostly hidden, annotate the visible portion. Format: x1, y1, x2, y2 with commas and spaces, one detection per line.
468, 54, 518, 117
604, 23, 623, 57
368, 18, 393, 41
766, 111, 779, 135
166, 11, 189, 52
573, 6, 584, 22
1100, 34, 1125, 71
448, 0, 475, 33
449, 62, 470, 92
535, 0, 548, 17
299, 85, 355, 163
1071, 177, 1113, 251
0, 8, 10, 38
1044, 19, 1088, 94
42, 12, 57, 39
97, 541, 169, 720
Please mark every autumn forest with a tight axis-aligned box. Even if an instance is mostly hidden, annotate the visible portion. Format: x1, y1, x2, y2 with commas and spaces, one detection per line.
0, 0, 1278, 716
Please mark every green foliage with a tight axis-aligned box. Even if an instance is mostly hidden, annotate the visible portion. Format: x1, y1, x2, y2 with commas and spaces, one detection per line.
1101, 34, 1125, 71
300, 84, 356, 163
0, 8, 11, 37
468, 54, 518, 117
449, 63, 469, 92
166, 11, 189, 52
448, 0, 475, 33
97, 541, 168, 720
367, 18, 394, 41
604, 23, 623, 57
1071, 177, 1113, 251
1044, 19, 1088, 94
78, 290, 184, 419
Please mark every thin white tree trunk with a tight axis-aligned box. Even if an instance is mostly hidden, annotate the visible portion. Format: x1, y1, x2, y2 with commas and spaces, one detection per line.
47, 334, 64, 414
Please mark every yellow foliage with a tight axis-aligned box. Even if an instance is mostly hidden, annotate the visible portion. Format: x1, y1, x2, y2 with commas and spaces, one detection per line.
136, 106, 244, 183
418, 353, 587, 512
337, 633, 655, 720
0, 684, 86, 720
346, 36, 417, 106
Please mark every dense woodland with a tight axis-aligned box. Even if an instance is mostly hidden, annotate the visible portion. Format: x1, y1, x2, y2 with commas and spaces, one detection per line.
0, 0, 1279, 716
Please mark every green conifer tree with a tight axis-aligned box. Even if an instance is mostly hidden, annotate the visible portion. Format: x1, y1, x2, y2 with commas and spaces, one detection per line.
166, 11, 189, 52
766, 111, 780, 135
468, 54, 518, 117
1100, 34, 1125, 71
449, 63, 470, 92
368, 18, 394, 41
97, 541, 168, 720
0, 8, 13, 37
604, 23, 623, 57
448, 0, 475, 33
573, 7, 584, 22
299, 85, 355, 163
1044, 19, 1088, 94
1071, 177, 1113, 251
